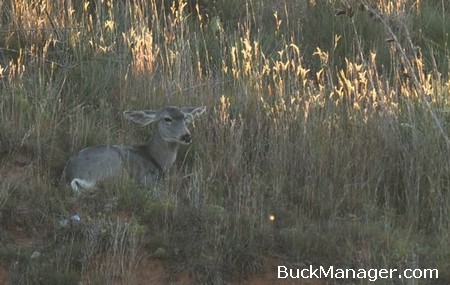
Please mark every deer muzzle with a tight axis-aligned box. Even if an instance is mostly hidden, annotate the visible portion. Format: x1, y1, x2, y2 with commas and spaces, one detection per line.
180, 133, 192, 144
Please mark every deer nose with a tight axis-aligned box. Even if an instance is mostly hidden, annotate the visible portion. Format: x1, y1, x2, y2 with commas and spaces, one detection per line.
181, 133, 192, 143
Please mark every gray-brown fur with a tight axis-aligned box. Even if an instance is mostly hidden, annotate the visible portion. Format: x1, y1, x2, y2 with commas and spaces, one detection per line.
62, 106, 206, 194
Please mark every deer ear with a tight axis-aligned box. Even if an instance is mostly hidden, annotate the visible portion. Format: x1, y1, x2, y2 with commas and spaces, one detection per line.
181, 106, 206, 123
181, 106, 206, 117
193, 106, 206, 117
123, 110, 160, 126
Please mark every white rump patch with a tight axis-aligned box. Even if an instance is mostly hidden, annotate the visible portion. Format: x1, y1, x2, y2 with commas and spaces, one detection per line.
71, 178, 95, 195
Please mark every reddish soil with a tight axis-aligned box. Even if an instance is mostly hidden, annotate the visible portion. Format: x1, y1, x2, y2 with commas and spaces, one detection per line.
0, 165, 27, 200
133, 258, 195, 285
5, 225, 34, 247
0, 266, 10, 285
0, 165, 25, 182
132, 257, 329, 285
0, 253, 330, 285
0, 158, 330, 285
128, 255, 331, 285
0, 151, 30, 200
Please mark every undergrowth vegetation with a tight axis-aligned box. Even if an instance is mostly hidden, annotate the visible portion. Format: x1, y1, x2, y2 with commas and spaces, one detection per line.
0, 0, 449, 284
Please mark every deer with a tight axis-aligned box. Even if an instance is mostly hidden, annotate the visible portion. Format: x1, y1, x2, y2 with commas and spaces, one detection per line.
62, 106, 206, 195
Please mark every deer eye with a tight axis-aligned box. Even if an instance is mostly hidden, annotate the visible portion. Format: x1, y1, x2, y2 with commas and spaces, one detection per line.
163, 117, 173, 123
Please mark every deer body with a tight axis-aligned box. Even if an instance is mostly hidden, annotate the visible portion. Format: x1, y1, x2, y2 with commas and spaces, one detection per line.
63, 106, 206, 194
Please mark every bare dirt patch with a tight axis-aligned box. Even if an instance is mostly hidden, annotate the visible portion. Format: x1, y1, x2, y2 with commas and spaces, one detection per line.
133, 258, 195, 285
131, 257, 329, 285
0, 266, 10, 285
0, 150, 30, 198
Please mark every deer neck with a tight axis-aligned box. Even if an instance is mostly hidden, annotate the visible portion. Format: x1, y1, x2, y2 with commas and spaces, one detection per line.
145, 131, 179, 173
